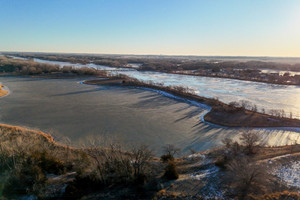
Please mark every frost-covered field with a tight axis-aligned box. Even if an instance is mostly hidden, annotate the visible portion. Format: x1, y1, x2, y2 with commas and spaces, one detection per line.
185, 153, 226, 199
274, 160, 300, 191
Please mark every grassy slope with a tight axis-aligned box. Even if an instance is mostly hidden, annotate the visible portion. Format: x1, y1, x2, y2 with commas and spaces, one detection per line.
0, 123, 299, 199
0, 124, 83, 165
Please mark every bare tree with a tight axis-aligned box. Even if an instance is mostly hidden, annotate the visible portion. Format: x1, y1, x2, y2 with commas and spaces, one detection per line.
251, 104, 257, 112
227, 158, 273, 199
287, 136, 298, 154
83, 135, 129, 184
215, 138, 243, 168
84, 136, 155, 185
162, 144, 181, 158
222, 138, 242, 157
240, 131, 261, 155
131, 145, 153, 184
161, 144, 181, 162
240, 100, 251, 110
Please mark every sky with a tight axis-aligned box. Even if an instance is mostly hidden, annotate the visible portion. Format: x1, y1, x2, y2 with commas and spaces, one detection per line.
1, 0, 300, 57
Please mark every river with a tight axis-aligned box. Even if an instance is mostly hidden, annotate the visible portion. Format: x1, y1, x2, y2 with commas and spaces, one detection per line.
32, 57, 300, 119
0, 57, 299, 154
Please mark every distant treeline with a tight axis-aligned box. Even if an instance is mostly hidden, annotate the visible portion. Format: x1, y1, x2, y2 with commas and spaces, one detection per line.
0, 56, 106, 76
5, 53, 300, 72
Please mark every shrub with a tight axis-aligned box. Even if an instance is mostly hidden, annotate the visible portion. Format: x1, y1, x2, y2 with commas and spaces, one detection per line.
66, 144, 155, 199
86, 142, 154, 186
62, 65, 73, 73
160, 144, 180, 163
30, 151, 65, 174
64, 170, 104, 199
163, 161, 178, 180
215, 138, 243, 169
214, 155, 229, 169
161, 154, 174, 162
2, 150, 67, 198
131, 145, 153, 184
226, 158, 273, 199
222, 138, 242, 156
3, 163, 46, 197
240, 131, 261, 155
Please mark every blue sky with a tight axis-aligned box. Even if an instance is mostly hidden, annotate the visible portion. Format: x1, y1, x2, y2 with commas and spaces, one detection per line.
1, 0, 300, 56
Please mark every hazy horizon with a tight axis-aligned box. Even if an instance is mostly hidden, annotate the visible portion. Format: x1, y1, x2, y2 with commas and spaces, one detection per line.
3, 51, 300, 60
1, 0, 300, 57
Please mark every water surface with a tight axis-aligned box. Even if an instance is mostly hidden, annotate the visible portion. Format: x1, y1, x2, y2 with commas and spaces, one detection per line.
30, 57, 300, 119
0, 75, 299, 154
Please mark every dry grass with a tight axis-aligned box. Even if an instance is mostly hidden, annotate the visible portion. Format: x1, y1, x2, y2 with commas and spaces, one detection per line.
0, 124, 85, 166
0, 124, 162, 199
0, 123, 299, 199
0, 85, 8, 97
249, 191, 300, 200
254, 145, 300, 161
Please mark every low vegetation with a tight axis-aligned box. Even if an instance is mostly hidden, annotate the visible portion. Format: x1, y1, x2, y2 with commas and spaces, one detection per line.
167, 131, 300, 200
0, 124, 183, 199
0, 54, 299, 199
0, 56, 107, 77
249, 191, 300, 200
0, 124, 299, 199
163, 161, 179, 180
6, 52, 300, 85
160, 144, 181, 162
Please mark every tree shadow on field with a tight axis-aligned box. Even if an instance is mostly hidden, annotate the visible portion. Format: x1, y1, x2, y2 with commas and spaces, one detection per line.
173, 108, 202, 123
49, 88, 106, 97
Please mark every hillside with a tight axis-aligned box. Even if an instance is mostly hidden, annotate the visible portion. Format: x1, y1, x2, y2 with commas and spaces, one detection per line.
0, 124, 299, 199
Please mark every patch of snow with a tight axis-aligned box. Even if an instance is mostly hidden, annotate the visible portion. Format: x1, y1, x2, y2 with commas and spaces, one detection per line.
61, 184, 68, 194
274, 160, 300, 190
19, 195, 37, 200
187, 153, 206, 160
190, 165, 219, 180
189, 165, 226, 199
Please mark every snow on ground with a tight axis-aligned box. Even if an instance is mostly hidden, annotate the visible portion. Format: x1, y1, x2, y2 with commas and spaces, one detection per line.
189, 164, 225, 199
186, 152, 206, 160
190, 165, 220, 180
274, 160, 300, 191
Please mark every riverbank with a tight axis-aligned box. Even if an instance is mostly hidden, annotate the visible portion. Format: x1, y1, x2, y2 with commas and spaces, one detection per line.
7, 54, 300, 86
169, 71, 300, 86
84, 78, 300, 128
0, 123, 161, 199
0, 84, 8, 97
